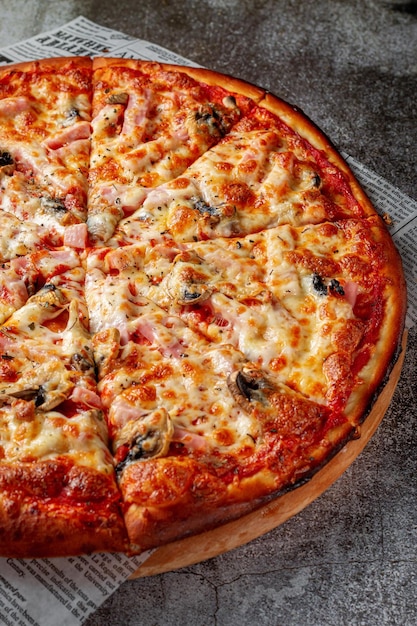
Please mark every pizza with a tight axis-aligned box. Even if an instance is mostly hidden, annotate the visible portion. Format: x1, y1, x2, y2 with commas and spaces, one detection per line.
0, 56, 406, 557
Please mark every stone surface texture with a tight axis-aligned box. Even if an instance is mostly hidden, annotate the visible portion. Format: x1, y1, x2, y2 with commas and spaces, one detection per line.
0, 1, 416, 625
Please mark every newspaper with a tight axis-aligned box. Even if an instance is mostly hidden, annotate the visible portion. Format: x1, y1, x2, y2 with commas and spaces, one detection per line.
0, 15, 200, 67
344, 155, 417, 328
0, 15, 415, 626
0, 553, 149, 626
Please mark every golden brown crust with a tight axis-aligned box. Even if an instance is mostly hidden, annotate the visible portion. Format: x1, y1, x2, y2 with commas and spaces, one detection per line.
166, 64, 267, 102
0, 498, 127, 558
120, 456, 269, 551
121, 418, 356, 552
0, 56, 92, 77
343, 215, 407, 424
0, 460, 128, 557
91, 57, 266, 102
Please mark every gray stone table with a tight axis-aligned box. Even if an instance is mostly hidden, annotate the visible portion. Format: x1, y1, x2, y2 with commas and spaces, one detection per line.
0, 1, 416, 624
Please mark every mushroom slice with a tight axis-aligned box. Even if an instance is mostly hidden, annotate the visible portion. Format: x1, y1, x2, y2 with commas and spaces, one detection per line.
29, 283, 66, 309
165, 250, 213, 305
0, 150, 15, 175
194, 104, 228, 138
87, 206, 124, 244
114, 408, 174, 474
227, 367, 275, 413
0, 362, 74, 411
62, 300, 95, 376
106, 92, 129, 105
228, 366, 329, 445
62, 107, 80, 127
40, 196, 68, 216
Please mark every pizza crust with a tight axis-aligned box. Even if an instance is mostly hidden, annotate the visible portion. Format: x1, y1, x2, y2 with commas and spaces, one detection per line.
0, 499, 127, 558
259, 92, 384, 219
92, 58, 267, 103
341, 216, 407, 424
119, 412, 357, 552
0, 461, 127, 557
0, 55, 90, 75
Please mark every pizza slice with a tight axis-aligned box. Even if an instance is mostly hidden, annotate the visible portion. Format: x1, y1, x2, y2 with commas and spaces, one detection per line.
153, 215, 405, 419
93, 210, 405, 424
109, 101, 375, 246
0, 263, 127, 557
0, 57, 92, 246
87, 58, 259, 243
86, 254, 358, 551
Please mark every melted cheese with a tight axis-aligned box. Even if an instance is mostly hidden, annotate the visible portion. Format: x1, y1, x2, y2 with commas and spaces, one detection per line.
87, 212, 375, 460
111, 125, 335, 247
0, 261, 115, 473
0, 61, 91, 244
0, 212, 58, 262
88, 61, 246, 243
0, 60, 392, 513
0, 407, 111, 471
97, 337, 259, 455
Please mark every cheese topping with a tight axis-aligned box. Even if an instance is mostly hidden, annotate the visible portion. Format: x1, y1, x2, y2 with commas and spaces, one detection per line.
0, 59, 401, 543
85, 208, 387, 469
0, 61, 91, 248
0, 259, 112, 472
0, 407, 111, 471
87, 61, 249, 243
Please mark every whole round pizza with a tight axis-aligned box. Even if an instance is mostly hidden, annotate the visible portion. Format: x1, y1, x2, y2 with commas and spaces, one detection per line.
0, 57, 406, 557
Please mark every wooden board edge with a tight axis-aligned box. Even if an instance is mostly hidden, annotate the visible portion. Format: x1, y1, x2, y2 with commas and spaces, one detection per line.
130, 330, 408, 578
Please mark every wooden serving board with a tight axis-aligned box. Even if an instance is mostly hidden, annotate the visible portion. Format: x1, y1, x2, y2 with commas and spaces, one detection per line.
131, 332, 407, 578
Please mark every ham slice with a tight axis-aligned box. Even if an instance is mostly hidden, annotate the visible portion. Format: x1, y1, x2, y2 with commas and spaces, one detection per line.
44, 121, 91, 150
0, 96, 32, 117
63, 223, 88, 249
343, 281, 359, 308
172, 426, 208, 452
70, 386, 103, 409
